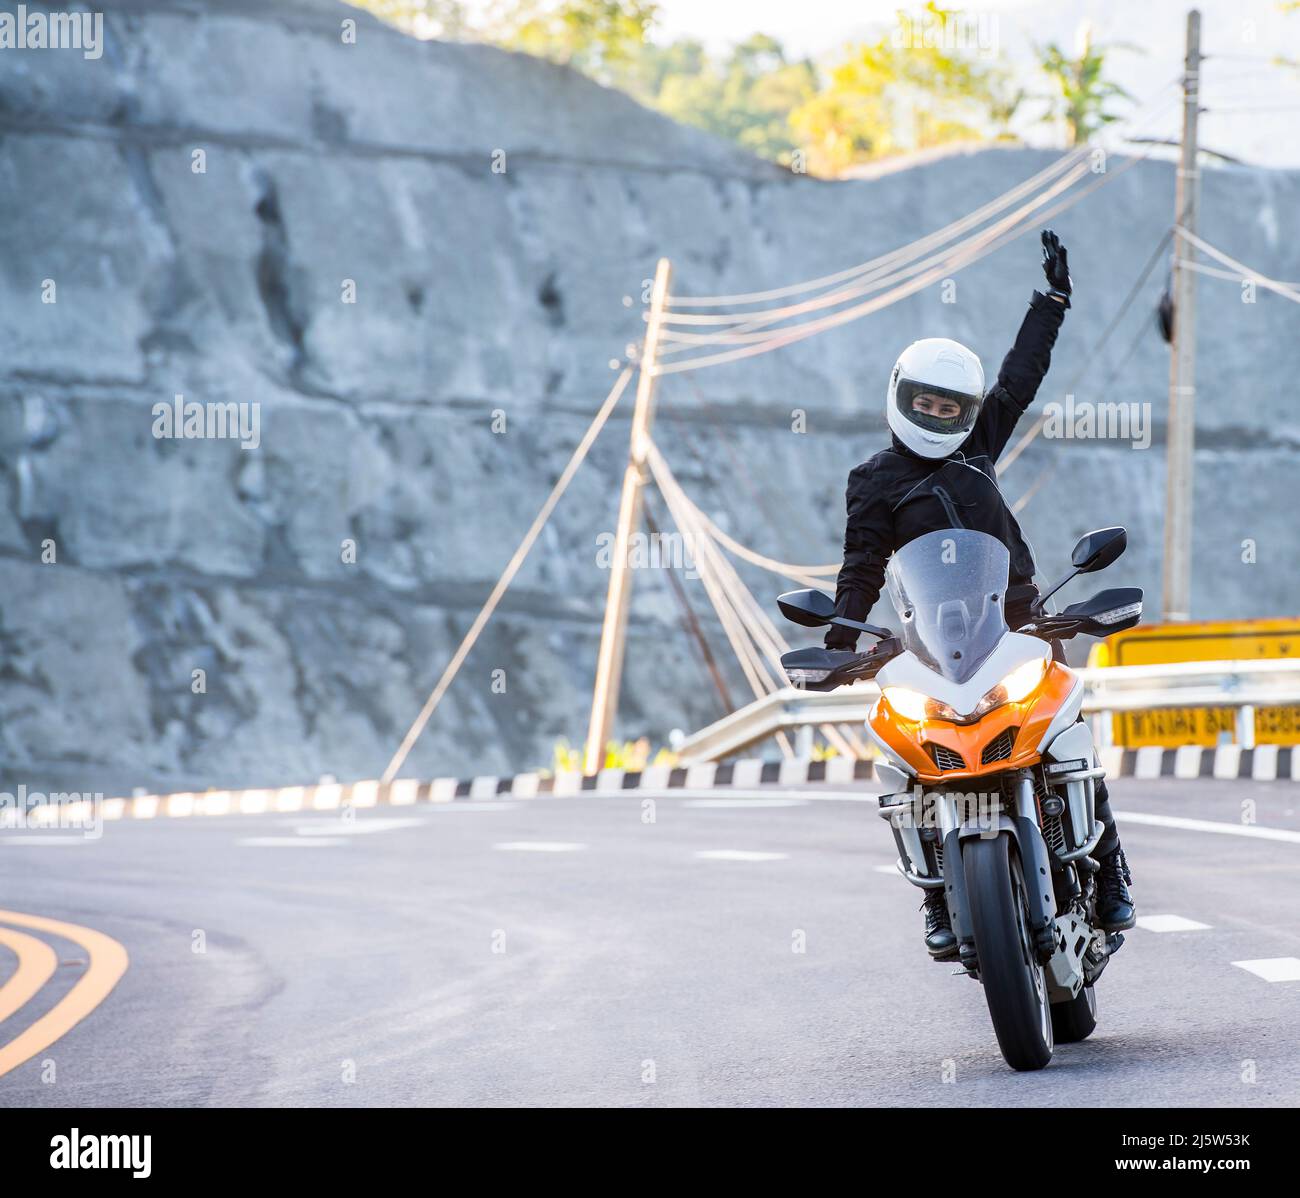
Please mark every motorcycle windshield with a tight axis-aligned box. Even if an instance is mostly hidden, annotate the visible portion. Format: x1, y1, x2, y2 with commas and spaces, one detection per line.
885, 529, 1010, 684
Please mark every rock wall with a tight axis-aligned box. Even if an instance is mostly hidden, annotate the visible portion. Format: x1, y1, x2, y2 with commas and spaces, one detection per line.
3, 0, 1298, 791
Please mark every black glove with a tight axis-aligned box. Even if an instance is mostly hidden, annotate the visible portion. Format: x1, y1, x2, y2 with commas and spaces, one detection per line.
824, 627, 858, 652
1040, 229, 1071, 304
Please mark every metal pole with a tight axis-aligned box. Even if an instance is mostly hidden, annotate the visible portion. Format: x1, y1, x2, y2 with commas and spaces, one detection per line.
583, 258, 673, 775
1162, 9, 1201, 622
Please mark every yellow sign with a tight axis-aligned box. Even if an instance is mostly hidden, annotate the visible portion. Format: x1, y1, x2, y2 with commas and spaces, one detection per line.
1088, 619, 1300, 747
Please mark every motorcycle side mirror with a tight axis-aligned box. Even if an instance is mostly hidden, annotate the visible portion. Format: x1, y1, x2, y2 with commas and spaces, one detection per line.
777, 589, 895, 640
1070, 526, 1127, 574
1035, 526, 1130, 614
777, 588, 836, 628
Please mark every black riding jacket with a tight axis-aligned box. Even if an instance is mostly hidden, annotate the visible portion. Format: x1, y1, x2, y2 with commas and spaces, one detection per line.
826, 290, 1067, 650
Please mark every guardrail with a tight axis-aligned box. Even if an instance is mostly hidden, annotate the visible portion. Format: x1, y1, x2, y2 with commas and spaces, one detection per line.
675, 659, 1300, 764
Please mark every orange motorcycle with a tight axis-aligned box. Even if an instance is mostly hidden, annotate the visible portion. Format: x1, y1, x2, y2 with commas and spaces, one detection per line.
779, 527, 1142, 1070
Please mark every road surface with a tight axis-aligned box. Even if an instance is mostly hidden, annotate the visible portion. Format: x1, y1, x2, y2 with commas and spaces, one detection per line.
1, 779, 1298, 1106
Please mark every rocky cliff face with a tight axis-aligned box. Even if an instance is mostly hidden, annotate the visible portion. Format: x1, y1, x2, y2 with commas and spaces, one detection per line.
3, 0, 1298, 792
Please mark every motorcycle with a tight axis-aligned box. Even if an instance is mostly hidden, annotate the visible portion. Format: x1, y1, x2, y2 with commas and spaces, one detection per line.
777, 526, 1142, 1071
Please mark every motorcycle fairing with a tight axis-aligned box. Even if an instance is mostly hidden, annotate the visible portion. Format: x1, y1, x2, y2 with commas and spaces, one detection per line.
875, 631, 1048, 715
870, 653, 1078, 783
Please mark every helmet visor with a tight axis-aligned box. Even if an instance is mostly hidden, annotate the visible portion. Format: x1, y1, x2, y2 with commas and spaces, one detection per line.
895, 379, 982, 437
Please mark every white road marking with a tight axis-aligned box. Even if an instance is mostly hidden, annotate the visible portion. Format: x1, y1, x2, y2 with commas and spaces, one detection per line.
1136, 914, 1212, 933
1232, 957, 1300, 983
873, 864, 900, 876
237, 837, 347, 848
643, 789, 878, 802
288, 818, 424, 837
0, 837, 89, 847
1115, 810, 1300, 845
493, 841, 586, 853
682, 798, 809, 809
695, 850, 788, 862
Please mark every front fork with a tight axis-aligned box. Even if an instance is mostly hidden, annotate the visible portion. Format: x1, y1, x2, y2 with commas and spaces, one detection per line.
878, 765, 1106, 981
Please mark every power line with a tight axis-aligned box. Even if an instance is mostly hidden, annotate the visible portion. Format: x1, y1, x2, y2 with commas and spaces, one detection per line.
662, 79, 1184, 315
663, 149, 1091, 312
381, 365, 635, 784
657, 159, 1092, 346
1177, 226, 1300, 304
643, 498, 735, 713
655, 147, 1161, 377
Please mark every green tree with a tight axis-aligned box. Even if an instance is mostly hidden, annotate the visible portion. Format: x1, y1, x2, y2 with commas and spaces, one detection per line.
789, 3, 1022, 175
345, 0, 475, 39
496, 0, 659, 87
654, 35, 817, 163
1036, 24, 1137, 146
345, 0, 1023, 176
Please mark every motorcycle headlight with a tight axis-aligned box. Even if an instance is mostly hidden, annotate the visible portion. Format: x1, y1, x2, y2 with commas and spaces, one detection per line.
881, 686, 927, 721
1000, 656, 1049, 703
962, 657, 1049, 719
884, 658, 1047, 725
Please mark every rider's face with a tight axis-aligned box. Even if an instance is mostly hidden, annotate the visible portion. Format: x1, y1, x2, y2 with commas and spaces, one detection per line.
911, 393, 963, 421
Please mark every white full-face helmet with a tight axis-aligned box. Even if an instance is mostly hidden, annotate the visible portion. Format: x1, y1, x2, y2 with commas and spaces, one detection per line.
886, 337, 985, 459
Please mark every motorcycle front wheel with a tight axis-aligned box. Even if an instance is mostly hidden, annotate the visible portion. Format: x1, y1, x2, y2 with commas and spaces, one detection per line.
1051, 984, 1098, 1043
964, 833, 1054, 1071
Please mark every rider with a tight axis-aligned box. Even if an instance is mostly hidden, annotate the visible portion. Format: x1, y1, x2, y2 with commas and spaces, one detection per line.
825, 230, 1136, 957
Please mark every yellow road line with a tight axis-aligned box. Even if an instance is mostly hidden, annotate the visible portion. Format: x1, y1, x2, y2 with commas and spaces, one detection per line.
0, 927, 58, 1024
0, 910, 129, 1080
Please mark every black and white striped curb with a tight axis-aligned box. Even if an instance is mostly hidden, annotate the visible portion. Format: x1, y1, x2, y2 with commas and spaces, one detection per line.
99, 744, 1299, 821
1110, 743, 1300, 782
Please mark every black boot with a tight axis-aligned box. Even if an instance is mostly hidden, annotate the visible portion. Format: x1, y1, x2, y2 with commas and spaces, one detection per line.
922, 889, 956, 957
1096, 847, 1136, 931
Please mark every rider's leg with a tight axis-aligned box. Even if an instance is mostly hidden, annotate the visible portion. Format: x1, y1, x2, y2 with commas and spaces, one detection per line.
1049, 629, 1135, 931
922, 888, 956, 957
1093, 776, 1135, 930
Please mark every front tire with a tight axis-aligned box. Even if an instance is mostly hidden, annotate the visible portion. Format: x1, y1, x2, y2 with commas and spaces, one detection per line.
1051, 985, 1098, 1043
964, 834, 1054, 1071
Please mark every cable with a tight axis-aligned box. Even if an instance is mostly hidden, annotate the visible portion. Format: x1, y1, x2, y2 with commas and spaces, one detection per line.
1010, 465, 1051, 517
656, 88, 1183, 363
1093, 314, 1154, 400
1180, 259, 1300, 288
664, 148, 1094, 310
1203, 104, 1300, 114
380, 365, 634, 784
1176, 226, 1300, 304
663, 77, 1180, 314
643, 498, 735, 713
657, 159, 1092, 345
692, 508, 838, 585
648, 439, 862, 760
654, 148, 1157, 377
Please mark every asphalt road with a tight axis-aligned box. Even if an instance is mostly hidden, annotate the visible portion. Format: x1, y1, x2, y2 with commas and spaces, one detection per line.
1, 778, 1298, 1107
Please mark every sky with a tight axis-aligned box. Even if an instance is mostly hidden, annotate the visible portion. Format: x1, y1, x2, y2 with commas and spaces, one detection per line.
651, 0, 1300, 169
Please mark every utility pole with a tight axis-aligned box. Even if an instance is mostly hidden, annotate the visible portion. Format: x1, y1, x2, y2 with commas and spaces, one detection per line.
584, 258, 673, 775
1162, 8, 1201, 622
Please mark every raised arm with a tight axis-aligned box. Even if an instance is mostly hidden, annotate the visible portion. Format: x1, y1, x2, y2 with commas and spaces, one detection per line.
974, 229, 1072, 461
